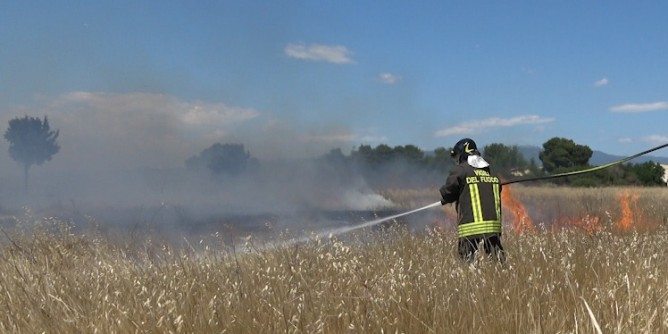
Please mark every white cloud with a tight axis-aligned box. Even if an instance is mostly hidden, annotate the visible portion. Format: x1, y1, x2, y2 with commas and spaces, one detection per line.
617, 137, 633, 144
434, 115, 555, 137
378, 73, 401, 84
180, 102, 259, 126
610, 102, 668, 113
642, 135, 668, 144
434, 125, 473, 137
304, 131, 387, 144
594, 77, 609, 87
61, 92, 259, 126
520, 67, 535, 75
284, 43, 354, 64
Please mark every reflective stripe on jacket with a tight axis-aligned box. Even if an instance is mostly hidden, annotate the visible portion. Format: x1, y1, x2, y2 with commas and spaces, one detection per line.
440, 163, 502, 238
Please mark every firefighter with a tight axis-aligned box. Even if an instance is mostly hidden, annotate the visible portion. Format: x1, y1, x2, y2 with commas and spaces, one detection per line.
440, 138, 505, 263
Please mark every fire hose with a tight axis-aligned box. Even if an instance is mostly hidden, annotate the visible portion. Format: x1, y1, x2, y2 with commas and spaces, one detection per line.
501, 142, 668, 185
321, 142, 668, 237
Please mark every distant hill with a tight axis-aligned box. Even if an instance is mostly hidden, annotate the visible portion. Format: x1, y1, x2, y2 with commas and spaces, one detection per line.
516, 145, 668, 166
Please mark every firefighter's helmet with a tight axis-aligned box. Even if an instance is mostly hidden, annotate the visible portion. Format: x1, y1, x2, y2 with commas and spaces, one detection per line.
450, 138, 478, 161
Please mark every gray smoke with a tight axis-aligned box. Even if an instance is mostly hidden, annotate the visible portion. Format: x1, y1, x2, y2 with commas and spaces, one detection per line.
0, 92, 411, 242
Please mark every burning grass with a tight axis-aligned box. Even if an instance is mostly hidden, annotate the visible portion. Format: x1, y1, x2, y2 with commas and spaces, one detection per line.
1, 186, 667, 333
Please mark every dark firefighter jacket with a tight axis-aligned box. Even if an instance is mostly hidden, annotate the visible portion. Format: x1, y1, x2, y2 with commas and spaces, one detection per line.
440, 162, 502, 238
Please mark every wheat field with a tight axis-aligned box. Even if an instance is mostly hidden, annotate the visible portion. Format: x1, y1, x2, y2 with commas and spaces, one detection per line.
1, 186, 667, 333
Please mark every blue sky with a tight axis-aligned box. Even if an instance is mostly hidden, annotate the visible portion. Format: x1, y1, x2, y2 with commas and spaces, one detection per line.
1, 1, 667, 173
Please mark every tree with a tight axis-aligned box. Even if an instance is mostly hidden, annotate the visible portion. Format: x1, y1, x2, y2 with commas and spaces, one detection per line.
482, 143, 529, 179
351, 144, 426, 167
321, 148, 347, 165
350, 144, 392, 167
630, 161, 665, 186
4, 116, 60, 191
527, 158, 542, 177
393, 144, 425, 164
424, 147, 454, 172
374, 144, 394, 165
539, 137, 592, 173
186, 143, 251, 176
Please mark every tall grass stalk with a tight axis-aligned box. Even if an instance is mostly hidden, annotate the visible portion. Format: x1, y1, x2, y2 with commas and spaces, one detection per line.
0, 186, 666, 333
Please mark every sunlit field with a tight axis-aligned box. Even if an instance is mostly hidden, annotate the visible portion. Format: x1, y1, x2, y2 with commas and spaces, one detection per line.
1, 186, 667, 333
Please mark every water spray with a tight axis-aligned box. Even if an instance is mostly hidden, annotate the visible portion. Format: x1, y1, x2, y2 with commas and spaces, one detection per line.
313, 201, 442, 238
314, 142, 668, 238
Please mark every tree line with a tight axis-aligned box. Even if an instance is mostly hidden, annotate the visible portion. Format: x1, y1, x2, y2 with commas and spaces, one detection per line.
4, 115, 666, 191
187, 138, 666, 188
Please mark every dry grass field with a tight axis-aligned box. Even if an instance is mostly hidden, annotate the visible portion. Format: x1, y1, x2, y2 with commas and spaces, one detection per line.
1, 186, 667, 333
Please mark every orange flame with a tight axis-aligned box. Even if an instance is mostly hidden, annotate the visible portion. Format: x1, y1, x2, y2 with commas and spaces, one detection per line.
501, 186, 535, 233
437, 187, 656, 235
552, 214, 603, 235
550, 190, 653, 234
615, 190, 641, 232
